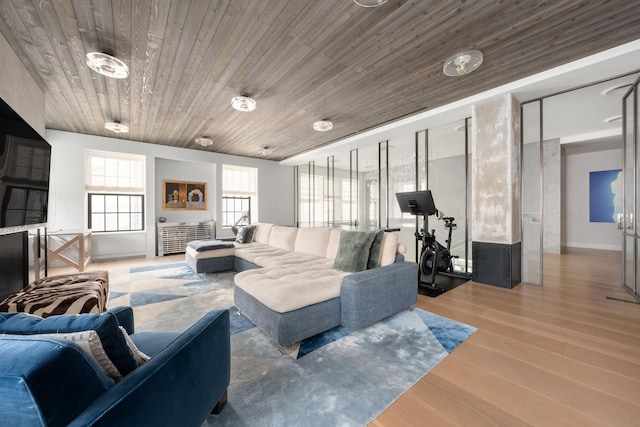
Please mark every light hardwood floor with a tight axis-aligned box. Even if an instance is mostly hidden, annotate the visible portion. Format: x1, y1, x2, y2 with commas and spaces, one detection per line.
51, 251, 639, 426
372, 250, 640, 426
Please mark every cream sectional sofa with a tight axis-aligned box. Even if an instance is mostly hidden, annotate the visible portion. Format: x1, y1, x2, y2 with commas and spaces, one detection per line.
228, 224, 418, 347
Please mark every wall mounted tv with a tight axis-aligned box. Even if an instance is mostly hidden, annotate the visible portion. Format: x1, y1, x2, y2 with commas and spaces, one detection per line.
0, 97, 51, 229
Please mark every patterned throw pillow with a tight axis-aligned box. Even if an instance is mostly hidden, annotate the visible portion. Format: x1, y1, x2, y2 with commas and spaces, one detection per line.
235, 225, 256, 243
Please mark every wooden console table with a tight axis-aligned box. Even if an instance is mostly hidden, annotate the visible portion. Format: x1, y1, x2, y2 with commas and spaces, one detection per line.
47, 230, 92, 272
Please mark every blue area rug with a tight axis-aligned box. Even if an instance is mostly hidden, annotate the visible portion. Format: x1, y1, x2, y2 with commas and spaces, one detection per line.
109, 262, 476, 426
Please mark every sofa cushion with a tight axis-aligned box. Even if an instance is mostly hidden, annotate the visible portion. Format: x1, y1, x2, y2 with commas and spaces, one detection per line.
268, 225, 298, 251
234, 265, 348, 313
253, 251, 328, 269
294, 227, 332, 257
333, 231, 378, 272
0, 337, 113, 427
379, 232, 400, 266
253, 223, 273, 244
185, 245, 236, 259
234, 243, 289, 264
0, 311, 137, 380
326, 228, 343, 259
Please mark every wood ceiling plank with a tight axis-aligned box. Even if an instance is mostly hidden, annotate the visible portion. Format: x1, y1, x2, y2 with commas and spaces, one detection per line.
110, 0, 131, 135
139, 0, 189, 140
11, 0, 91, 132
1, 0, 640, 159
149, 0, 214, 145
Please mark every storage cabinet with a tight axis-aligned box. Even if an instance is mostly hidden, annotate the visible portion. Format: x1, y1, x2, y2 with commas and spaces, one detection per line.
157, 221, 215, 256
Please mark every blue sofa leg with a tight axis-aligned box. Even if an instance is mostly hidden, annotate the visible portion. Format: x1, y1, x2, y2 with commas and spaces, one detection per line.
212, 390, 228, 414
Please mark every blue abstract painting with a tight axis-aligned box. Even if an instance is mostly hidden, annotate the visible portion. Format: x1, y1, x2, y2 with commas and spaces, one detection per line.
589, 169, 622, 223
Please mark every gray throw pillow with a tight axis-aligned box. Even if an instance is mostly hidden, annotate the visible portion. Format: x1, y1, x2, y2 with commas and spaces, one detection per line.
367, 230, 385, 269
235, 225, 255, 243
333, 231, 378, 272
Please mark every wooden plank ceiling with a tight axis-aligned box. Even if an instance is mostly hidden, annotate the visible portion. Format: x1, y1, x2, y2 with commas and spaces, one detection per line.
1, 0, 639, 161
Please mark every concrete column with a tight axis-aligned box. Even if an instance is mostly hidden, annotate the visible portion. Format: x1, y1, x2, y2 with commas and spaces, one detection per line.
471, 94, 522, 288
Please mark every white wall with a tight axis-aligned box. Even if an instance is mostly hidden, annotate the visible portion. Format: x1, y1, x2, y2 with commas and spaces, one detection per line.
46, 130, 294, 260
0, 32, 45, 136
563, 147, 622, 251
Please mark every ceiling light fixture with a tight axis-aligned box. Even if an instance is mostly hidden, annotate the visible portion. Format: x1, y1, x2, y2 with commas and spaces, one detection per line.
195, 136, 213, 147
104, 120, 129, 133
443, 50, 483, 77
353, 0, 388, 6
231, 96, 257, 112
603, 115, 623, 123
86, 52, 129, 79
258, 146, 273, 156
313, 120, 333, 132
601, 83, 632, 96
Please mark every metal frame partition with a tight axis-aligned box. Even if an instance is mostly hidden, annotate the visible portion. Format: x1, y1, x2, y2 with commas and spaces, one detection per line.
622, 77, 639, 298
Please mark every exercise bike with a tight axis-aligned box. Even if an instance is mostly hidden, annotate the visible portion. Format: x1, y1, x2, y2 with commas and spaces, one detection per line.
416, 215, 458, 292
396, 190, 466, 295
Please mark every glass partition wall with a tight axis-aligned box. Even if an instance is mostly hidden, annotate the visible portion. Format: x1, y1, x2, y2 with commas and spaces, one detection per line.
521, 101, 543, 285
294, 119, 472, 269
623, 77, 639, 298
427, 119, 471, 274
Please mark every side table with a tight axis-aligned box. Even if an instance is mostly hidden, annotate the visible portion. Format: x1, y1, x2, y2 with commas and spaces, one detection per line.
47, 230, 92, 272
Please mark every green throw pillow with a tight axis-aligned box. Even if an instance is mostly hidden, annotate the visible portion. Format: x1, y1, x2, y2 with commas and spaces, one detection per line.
333, 231, 378, 272
367, 230, 385, 269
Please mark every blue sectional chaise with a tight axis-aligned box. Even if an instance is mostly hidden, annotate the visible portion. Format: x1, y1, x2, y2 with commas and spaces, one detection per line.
0, 306, 230, 427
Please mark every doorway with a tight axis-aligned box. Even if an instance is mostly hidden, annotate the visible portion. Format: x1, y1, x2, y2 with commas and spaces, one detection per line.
521, 72, 639, 286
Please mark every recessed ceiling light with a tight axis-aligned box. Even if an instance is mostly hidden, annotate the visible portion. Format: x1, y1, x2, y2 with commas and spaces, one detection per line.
195, 136, 213, 147
104, 121, 128, 133
313, 120, 333, 132
231, 96, 257, 112
258, 146, 273, 156
601, 83, 632, 96
353, 0, 388, 6
443, 50, 483, 77
603, 115, 623, 123
86, 52, 129, 79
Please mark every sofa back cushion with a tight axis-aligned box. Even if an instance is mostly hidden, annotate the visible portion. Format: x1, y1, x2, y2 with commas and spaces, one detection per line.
326, 229, 343, 259
268, 226, 298, 251
294, 228, 332, 257
379, 232, 399, 266
0, 337, 112, 427
253, 223, 273, 244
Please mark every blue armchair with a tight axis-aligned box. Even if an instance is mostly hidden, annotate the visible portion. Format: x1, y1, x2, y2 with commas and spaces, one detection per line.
0, 307, 230, 427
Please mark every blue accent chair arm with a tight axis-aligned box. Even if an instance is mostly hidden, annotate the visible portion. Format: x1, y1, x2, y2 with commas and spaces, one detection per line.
340, 261, 418, 329
68, 309, 231, 427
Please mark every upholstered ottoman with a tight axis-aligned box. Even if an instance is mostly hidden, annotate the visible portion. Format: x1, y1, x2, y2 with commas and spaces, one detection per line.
0, 271, 109, 317
185, 239, 236, 274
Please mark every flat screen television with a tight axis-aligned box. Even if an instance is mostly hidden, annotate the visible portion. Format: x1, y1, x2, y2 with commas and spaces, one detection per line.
0, 97, 51, 229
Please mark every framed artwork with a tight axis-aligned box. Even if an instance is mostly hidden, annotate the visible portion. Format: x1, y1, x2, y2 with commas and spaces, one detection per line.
163, 180, 207, 210
589, 169, 622, 223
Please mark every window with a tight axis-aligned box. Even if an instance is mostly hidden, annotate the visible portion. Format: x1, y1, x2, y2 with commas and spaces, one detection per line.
86, 150, 145, 232
89, 194, 144, 232
222, 165, 257, 227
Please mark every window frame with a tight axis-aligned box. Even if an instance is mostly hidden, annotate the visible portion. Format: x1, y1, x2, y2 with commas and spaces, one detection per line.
88, 193, 145, 233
